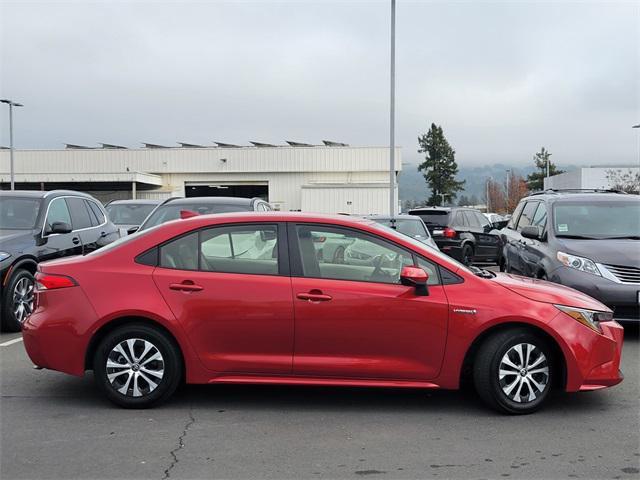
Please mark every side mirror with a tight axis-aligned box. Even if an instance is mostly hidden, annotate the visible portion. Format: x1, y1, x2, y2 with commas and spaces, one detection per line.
127, 226, 139, 235
49, 221, 72, 235
180, 209, 199, 219
400, 266, 429, 296
260, 229, 277, 242
492, 220, 509, 230
521, 225, 543, 240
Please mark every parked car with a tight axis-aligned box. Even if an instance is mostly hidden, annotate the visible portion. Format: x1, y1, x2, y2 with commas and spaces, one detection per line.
137, 196, 272, 232
500, 190, 640, 322
24, 212, 623, 413
484, 212, 508, 229
105, 199, 161, 234
366, 215, 440, 250
408, 206, 503, 265
0, 190, 119, 332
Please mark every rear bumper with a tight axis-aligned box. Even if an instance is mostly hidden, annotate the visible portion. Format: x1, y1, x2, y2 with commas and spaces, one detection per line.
549, 313, 625, 392
22, 286, 97, 377
549, 266, 639, 321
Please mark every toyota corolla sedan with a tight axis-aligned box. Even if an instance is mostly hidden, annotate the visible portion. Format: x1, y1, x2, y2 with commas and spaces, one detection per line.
22, 213, 623, 414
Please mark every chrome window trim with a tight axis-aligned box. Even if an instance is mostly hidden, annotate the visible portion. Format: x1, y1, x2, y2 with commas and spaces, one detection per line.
41, 195, 108, 238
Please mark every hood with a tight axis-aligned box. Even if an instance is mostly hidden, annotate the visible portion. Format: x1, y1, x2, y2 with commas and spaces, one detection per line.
491, 272, 610, 312
0, 229, 35, 252
555, 238, 640, 267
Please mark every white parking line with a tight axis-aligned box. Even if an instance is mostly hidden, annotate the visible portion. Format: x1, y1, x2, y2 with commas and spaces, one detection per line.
0, 337, 23, 347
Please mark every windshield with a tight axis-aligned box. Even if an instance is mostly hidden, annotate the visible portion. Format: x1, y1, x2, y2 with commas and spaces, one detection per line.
0, 197, 42, 230
553, 200, 640, 239
409, 210, 450, 227
374, 218, 430, 240
140, 202, 251, 230
106, 203, 158, 225
368, 221, 470, 273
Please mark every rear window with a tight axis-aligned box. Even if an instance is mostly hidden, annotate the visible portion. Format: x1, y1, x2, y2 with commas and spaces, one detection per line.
409, 210, 450, 227
140, 202, 251, 230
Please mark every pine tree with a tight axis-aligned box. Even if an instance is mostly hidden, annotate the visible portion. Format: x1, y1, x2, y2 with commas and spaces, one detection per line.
417, 123, 465, 206
526, 147, 563, 191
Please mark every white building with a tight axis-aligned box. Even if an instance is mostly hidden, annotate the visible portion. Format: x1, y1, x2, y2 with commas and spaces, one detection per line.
544, 166, 639, 192
0, 143, 401, 214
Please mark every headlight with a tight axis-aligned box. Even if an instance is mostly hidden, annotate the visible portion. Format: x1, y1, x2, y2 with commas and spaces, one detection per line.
0, 251, 11, 262
557, 251, 601, 276
555, 304, 613, 333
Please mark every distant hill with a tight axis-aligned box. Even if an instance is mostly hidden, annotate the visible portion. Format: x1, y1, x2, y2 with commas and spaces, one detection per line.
399, 163, 578, 204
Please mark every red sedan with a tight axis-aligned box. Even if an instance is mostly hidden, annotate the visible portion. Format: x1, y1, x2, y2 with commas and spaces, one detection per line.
22, 212, 623, 413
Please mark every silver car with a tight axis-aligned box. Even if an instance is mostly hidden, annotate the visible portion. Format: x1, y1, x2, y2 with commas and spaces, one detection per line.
366, 215, 440, 251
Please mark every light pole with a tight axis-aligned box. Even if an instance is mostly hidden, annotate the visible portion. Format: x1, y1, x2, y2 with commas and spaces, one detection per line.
633, 124, 640, 165
486, 177, 492, 213
389, 0, 396, 217
1, 99, 24, 190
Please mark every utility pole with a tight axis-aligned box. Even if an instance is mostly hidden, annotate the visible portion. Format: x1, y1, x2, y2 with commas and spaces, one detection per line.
505, 169, 511, 212
1, 99, 24, 190
389, 0, 396, 217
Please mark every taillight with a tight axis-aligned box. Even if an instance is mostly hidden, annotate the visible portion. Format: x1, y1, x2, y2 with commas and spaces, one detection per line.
443, 227, 457, 238
35, 272, 77, 291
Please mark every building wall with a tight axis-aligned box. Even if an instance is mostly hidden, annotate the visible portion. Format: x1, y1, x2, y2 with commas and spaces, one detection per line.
0, 146, 402, 213
545, 167, 639, 190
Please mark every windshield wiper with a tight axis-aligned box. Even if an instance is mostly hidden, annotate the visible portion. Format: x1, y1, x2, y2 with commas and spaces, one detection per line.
469, 266, 496, 278
555, 234, 599, 240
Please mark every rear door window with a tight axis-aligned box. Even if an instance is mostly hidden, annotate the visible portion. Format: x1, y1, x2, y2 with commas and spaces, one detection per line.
159, 232, 199, 270
86, 200, 106, 226
463, 211, 481, 228
66, 197, 93, 230
200, 225, 279, 275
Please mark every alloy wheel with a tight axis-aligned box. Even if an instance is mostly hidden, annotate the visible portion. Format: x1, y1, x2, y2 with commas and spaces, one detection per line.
106, 338, 165, 397
13, 277, 34, 324
498, 343, 549, 403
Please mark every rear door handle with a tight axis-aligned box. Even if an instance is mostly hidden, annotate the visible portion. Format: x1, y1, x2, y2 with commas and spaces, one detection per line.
72, 237, 80, 245
297, 292, 332, 302
170, 282, 203, 292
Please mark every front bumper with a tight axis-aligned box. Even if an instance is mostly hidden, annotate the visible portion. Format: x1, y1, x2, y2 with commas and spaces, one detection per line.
549, 266, 639, 321
549, 313, 624, 392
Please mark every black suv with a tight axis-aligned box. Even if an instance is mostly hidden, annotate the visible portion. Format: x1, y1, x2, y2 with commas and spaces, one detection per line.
408, 206, 503, 265
0, 190, 120, 331
500, 190, 640, 322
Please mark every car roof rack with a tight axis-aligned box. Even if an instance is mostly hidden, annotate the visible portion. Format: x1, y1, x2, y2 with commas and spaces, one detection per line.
529, 188, 627, 196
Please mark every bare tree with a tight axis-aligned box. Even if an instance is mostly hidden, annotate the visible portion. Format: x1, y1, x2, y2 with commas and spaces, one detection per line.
606, 169, 640, 194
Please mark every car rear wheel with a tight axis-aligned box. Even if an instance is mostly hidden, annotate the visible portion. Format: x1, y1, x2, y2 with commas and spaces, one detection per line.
1, 269, 35, 333
93, 323, 182, 408
473, 328, 553, 414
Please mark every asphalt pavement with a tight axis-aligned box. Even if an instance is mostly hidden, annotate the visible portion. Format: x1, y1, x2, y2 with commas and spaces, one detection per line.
1, 324, 638, 480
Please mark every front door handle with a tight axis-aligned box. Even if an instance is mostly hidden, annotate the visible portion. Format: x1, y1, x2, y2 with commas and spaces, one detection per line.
170, 281, 203, 292
297, 291, 332, 302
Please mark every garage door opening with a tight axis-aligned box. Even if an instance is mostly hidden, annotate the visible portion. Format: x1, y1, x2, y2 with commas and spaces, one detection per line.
185, 183, 268, 200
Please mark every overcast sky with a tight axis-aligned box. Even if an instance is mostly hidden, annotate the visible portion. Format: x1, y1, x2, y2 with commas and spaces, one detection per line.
1, 0, 638, 167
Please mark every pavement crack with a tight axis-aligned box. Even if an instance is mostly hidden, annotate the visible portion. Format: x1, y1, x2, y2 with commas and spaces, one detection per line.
162, 403, 195, 480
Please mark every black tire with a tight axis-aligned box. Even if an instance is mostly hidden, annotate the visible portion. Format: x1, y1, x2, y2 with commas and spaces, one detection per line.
93, 323, 182, 408
1, 269, 35, 333
499, 257, 506, 272
462, 244, 474, 266
473, 328, 553, 414
538, 271, 548, 281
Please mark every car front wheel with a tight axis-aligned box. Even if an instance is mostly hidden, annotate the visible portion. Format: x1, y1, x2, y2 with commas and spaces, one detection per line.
473, 328, 553, 414
93, 323, 182, 408
1, 269, 35, 332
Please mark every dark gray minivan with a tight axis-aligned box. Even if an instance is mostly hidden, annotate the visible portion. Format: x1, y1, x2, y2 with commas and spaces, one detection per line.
500, 190, 640, 322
